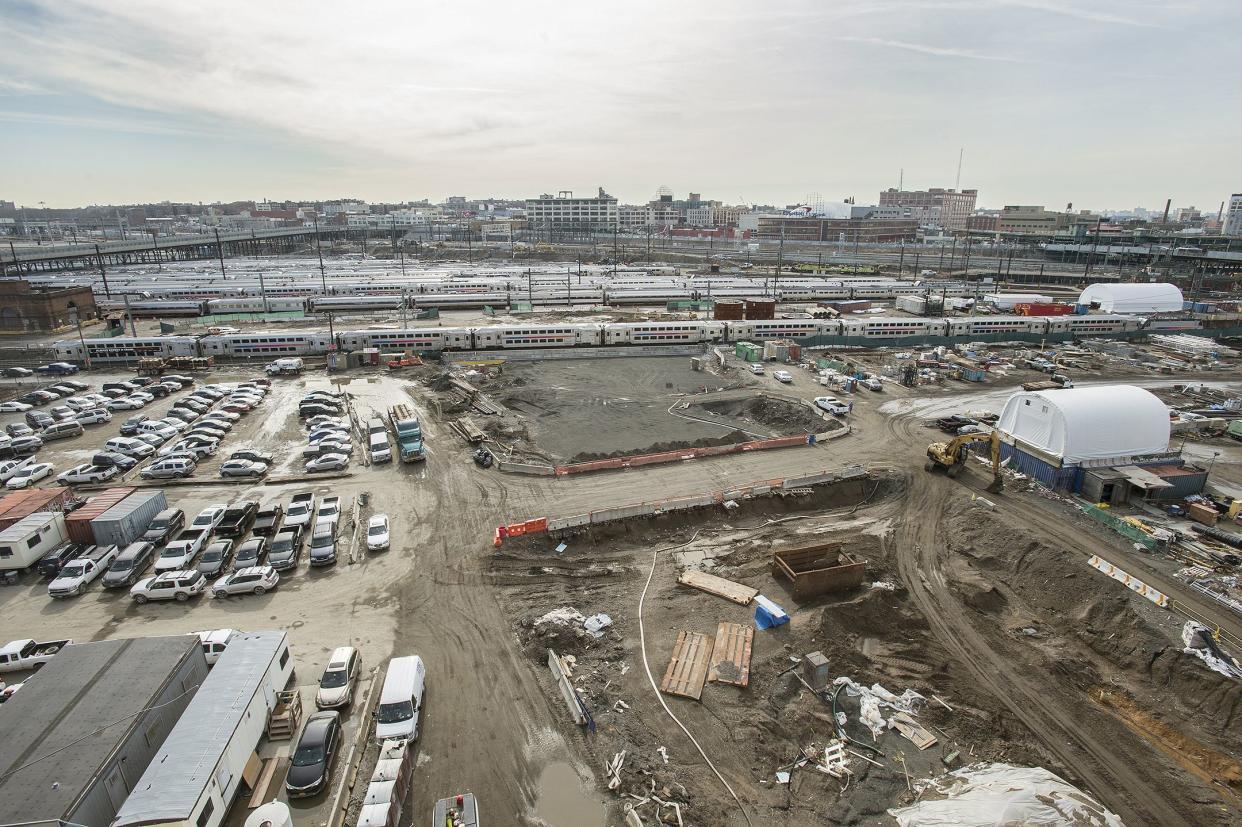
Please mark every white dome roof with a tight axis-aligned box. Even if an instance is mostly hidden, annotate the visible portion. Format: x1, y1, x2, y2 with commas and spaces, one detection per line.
997, 385, 1169, 463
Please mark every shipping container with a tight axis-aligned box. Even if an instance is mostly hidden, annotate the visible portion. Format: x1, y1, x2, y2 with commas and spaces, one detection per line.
64, 487, 136, 545
90, 489, 169, 548
0, 488, 74, 531
0, 512, 68, 571
734, 341, 761, 362
1014, 302, 1074, 317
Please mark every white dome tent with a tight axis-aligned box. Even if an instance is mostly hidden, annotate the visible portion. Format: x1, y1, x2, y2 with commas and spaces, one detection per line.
1077, 282, 1183, 314
996, 385, 1170, 464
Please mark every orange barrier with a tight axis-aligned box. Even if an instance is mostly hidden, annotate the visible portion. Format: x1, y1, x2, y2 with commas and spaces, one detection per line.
555, 433, 812, 476
494, 517, 549, 547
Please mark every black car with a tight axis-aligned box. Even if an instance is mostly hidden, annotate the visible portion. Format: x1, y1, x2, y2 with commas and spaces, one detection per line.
285, 711, 341, 797
268, 526, 302, 571
17, 392, 48, 407
128, 377, 154, 387
6, 423, 33, 438
102, 381, 140, 393
25, 411, 54, 430
101, 542, 157, 588
120, 414, 149, 436
163, 374, 194, 387
1, 367, 33, 378
233, 537, 268, 569
36, 543, 86, 579
91, 451, 138, 472
34, 363, 79, 375
101, 388, 128, 400
197, 540, 235, 578
299, 404, 340, 419
216, 501, 259, 539
231, 449, 275, 466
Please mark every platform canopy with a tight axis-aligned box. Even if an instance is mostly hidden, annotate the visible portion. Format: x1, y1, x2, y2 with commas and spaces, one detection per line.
1077, 282, 1183, 313
997, 385, 1170, 463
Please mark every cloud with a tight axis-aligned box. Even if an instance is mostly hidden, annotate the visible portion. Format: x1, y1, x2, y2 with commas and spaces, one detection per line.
993, 0, 1158, 27
0, 78, 46, 95
836, 36, 1034, 62
0, 109, 214, 136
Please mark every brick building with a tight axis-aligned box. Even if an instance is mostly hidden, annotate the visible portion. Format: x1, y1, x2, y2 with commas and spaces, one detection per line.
0, 279, 98, 333
878, 188, 978, 230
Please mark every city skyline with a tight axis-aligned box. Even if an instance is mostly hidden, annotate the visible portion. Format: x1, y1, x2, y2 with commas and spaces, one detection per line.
1, 0, 1238, 209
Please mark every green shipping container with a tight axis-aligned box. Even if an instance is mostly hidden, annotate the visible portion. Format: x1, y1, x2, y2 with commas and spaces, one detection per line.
735, 341, 761, 361
1227, 420, 1242, 441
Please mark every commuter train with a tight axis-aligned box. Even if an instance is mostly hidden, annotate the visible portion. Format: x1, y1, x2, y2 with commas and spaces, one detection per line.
53, 314, 1147, 364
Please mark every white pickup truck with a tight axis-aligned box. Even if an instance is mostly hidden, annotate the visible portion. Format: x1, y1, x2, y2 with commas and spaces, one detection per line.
814, 396, 851, 416
48, 545, 119, 598
285, 492, 317, 529
0, 637, 73, 672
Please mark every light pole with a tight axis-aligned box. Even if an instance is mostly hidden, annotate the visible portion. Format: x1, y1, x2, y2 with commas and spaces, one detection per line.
314, 216, 334, 341
69, 308, 91, 370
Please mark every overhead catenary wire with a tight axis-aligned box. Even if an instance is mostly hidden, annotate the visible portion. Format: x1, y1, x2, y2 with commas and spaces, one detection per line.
637, 531, 754, 827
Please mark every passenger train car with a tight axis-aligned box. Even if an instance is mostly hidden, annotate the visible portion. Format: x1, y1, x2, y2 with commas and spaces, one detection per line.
52, 314, 1148, 363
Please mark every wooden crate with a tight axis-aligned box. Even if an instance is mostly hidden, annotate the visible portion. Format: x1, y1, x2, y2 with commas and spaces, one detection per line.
771, 540, 865, 600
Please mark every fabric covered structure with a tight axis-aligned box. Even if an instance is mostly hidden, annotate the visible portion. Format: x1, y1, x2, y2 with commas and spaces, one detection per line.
1077, 282, 1183, 314
996, 385, 1169, 464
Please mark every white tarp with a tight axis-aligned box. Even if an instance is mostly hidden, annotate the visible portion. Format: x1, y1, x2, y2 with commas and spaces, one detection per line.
889, 762, 1125, 827
996, 385, 1169, 463
1077, 282, 1183, 313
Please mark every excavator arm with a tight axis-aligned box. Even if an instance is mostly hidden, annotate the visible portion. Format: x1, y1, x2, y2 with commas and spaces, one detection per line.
926, 430, 1003, 493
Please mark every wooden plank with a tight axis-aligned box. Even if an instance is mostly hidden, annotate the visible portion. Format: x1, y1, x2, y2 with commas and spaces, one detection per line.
708, 622, 754, 687
246, 757, 285, 808
677, 569, 758, 605
660, 631, 713, 700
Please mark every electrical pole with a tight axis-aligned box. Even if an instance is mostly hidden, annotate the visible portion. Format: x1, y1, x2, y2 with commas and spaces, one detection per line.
775, 226, 785, 294
213, 228, 227, 279
70, 308, 91, 370
314, 215, 334, 340
95, 244, 111, 297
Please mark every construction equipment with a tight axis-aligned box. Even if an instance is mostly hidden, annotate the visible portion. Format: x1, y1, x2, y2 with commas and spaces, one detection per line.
926, 430, 1003, 493
388, 404, 426, 463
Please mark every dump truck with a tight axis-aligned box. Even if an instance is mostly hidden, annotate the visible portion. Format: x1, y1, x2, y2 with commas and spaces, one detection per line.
389, 404, 426, 463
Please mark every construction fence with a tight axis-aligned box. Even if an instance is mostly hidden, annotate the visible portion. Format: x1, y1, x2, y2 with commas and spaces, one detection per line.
1079, 503, 1162, 551
493, 464, 869, 546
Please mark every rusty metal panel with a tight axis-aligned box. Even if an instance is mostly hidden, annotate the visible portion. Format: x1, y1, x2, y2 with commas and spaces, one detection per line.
659, 631, 713, 700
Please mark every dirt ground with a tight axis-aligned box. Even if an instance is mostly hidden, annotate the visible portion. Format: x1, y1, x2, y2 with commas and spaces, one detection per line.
3, 344, 1242, 827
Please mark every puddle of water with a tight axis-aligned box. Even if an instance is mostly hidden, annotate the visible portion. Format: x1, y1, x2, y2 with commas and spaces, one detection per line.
532, 761, 607, 827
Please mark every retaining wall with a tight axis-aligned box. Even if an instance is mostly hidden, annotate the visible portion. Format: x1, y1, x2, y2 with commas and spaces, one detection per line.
553, 433, 812, 475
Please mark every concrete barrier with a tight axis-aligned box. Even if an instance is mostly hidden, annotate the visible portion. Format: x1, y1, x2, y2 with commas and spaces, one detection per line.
497, 461, 556, 476
554, 433, 813, 476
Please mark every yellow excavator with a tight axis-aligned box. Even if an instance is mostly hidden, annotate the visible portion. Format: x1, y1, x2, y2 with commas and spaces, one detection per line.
926, 430, 1004, 493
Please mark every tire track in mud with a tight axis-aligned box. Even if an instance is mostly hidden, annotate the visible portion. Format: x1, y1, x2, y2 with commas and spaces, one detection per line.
893, 474, 1188, 826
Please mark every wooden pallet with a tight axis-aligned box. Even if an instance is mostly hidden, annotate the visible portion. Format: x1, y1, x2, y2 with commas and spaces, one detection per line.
660, 631, 714, 700
677, 570, 758, 605
708, 622, 754, 687
246, 757, 285, 809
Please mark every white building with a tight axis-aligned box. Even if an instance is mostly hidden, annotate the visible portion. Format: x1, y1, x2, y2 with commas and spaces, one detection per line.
323, 200, 369, 216
1077, 282, 1183, 314
997, 385, 1169, 464
347, 210, 432, 229
1224, 193, 1242, 236
525, 189, 618, 230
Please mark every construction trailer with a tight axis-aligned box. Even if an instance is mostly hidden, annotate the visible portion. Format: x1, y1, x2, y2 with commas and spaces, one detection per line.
111, 631, 293, 827
0, 511, 68, 572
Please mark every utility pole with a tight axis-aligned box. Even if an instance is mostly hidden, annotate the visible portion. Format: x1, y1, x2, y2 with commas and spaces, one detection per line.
122, 292, 138, 336
70, 308, 91, 370
95, 244, 111, 297
612, 224, 618, 276
775, 226, 785, 295
213, 228, 227, 279
151, 229, 162, 272
898, 243, 905, 275
314, 215, 334, 340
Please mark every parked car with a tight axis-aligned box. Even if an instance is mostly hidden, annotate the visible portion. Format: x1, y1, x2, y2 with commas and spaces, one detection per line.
56, 464, 120, 486
9, 435, 43, 455
163, 374, 195, 388
91, 451, 137, 471
267, 526, 302, 571
107, 397, 143, 412
130, 570, 207, 603
8, 462, 53, 489
316, 647, 361, 709
101, 542, 157, 589
203, 410, 241, 424
158, 418, 191, 433
299, 403, 341, 419
212, 565, 280, 598
104, 436, 156, 458
48, 545, 119, 597
189, 424, 228, 442
154, 529, 209, 572
233, 536, 268, 569
134, 432, 169, 448
75, 408, 112, 426
1, 367, 33, 378
147, 383, 171, 398
231, 449, 274, 466
308, 521, 337, 566
41, 421, 84, 441
165, 408, 199, 424
35, 362, 79, 375
194, 628, 238, 666
142, 508, 185, 544
306, 453, 349, 473
47, 405, 75, 421
366, 514, 390, 551
374, 655, 427, 742
285, 493, 316, 528
25, 411, 54, 429
140, 458, 196, 479
285, 710, 341, 797
197, 540, 235, 578
6, 423, 33, 438
0, 401, 31, 413
316, 497, 341, 527
814, 396, 851, 415
253, 503, 284, 536
119, 414, 149, 434
191, 505, 228, 532
305, 415, 347, 429
220, 459, 268, 479
36, 543, 84, 579
158, 439, 216, 460
772, 370, 794, 383
0, 457, 32, 484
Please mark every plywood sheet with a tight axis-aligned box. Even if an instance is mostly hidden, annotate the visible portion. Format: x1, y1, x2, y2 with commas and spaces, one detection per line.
660, 631, 713, 700
677, 569, 758, 605
708, 622, 753, 687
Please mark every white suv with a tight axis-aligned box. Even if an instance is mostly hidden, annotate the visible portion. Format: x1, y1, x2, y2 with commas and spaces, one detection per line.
105, 436, 156, 458
131, 570, 207, 604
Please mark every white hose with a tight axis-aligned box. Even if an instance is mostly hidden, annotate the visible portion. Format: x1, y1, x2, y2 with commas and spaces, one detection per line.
637, 532, 754, 827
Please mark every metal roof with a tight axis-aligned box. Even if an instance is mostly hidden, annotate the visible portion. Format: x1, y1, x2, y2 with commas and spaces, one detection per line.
111, 631, 287, 827
0, 637, 198, 825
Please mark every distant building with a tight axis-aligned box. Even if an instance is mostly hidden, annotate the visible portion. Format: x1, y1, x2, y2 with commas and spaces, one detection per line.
967, 212, 1000, 233
323, 200, 369, 216
1224, 194, 1242, 236
0, 636, 207, 827
996, 205, 1066, 237
740, 214, 918, 243
525, 188, 618, 230
0, 279, 98, 333
879, 188, 977, 230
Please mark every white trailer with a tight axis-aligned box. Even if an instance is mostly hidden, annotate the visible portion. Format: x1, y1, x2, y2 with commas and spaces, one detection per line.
111, 631, 294, 827
0, 512, 67, 571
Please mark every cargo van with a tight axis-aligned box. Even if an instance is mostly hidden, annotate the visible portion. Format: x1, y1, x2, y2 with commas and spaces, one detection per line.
374, 655, 426, 742
41, 420, 84, 441
369, 432, 392, 464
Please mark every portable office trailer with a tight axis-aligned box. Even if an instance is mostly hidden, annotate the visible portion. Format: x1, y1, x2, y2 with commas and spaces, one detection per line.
64, 487, 136, 545
112, 631, 294, 827
0, 487, 73, 531
0, 511, 67, 570
91, 489, 168, 548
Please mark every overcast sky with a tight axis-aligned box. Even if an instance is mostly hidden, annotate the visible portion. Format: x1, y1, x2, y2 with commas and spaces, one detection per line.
1, 0, 1238, 211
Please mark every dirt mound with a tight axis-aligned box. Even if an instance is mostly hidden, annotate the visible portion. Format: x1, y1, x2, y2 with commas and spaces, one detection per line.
569, 430, 750, 463
693, 394, 826, 434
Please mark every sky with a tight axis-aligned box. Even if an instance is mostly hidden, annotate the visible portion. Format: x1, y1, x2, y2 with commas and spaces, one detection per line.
0, 0, 1239, 211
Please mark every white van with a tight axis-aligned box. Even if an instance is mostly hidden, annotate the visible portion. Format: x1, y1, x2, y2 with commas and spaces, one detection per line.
374, 655, 426, 743
369, 432, 392, 464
